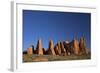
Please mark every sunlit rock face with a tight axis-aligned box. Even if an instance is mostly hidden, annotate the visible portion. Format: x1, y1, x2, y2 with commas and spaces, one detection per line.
54, 45, 59, 55
27, 47, 33, 55
36, 39, 43, 55
25, 36, 89, 56
72, 39, 80, 55
60, 42, 66, 56
57, 42, 61, 55
79, 37, 86, 55
47, 40, 56, 55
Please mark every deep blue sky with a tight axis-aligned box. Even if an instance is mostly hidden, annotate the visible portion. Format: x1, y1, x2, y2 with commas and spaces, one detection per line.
23, 10, 91, 51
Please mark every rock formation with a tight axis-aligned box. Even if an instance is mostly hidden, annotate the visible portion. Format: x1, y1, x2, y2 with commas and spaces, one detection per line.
27, 47, 33, 55
31, 45, 35, 54
42, 48, 46, 54
54, 45, 59, 55
47, 39, 56, 55
36, 39, 43, 55
57, 42, 61, 55
60, 42, 66, 56
72, 39, 80, 55
63, 41, 73, 55
24, 36, 89, 56
79, 37, 86, 55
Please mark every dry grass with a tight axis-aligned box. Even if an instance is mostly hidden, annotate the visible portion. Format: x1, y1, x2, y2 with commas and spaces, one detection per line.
23, 53, 91, 62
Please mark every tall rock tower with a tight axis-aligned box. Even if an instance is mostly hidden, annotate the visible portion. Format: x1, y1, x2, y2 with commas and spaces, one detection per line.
47, 39, 56, 55
54, 45, 59, 55
57, 42, 61, 55
60, 42, 66, 56
72, 35, 80, 55
73, 39, 80, 55
79, 37, 86, 54
36, 39, 43, 55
